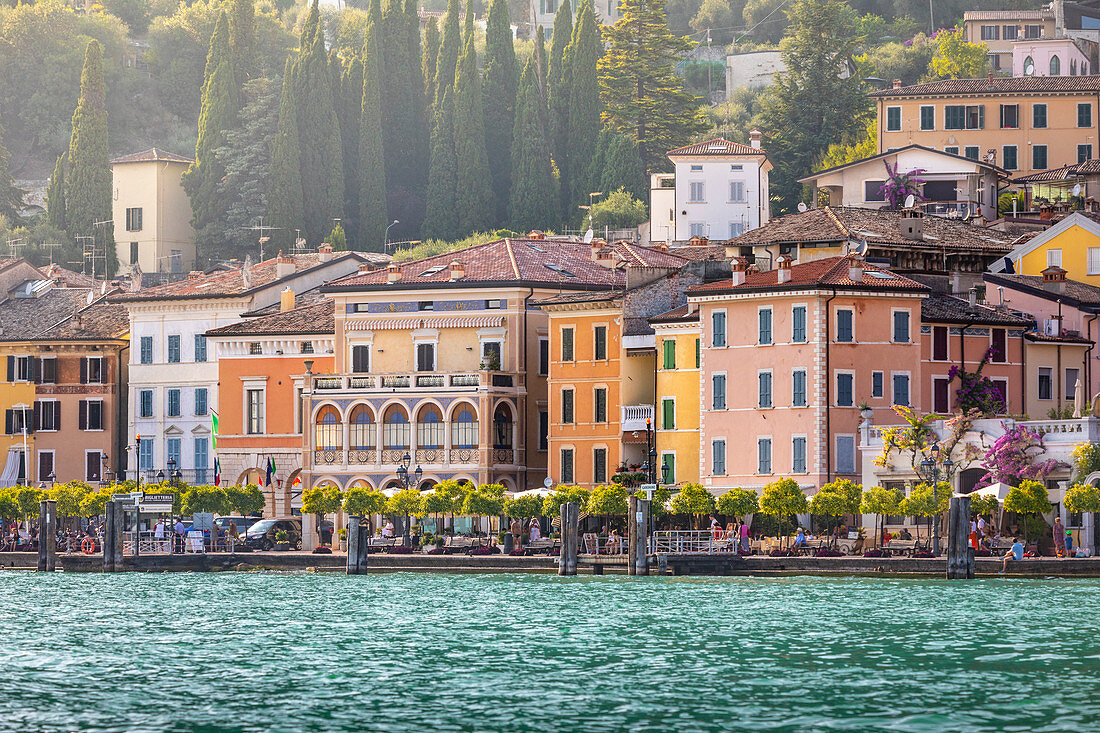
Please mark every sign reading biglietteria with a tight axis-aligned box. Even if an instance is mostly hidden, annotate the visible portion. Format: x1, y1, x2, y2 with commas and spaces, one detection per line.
138, 494, 175, 513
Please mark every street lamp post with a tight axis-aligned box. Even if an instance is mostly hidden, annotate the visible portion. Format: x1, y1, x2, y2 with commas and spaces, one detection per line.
396, 451, 421, 546
918, 444, 954, 556
384, 220, 400, 251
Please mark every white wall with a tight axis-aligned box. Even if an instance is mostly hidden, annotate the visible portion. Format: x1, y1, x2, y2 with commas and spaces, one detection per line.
673, 155, 770, 241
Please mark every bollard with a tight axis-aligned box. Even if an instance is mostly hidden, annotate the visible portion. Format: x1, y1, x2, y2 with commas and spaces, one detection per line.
558, 502, 579, 576
946, 495, 974, 580
627, 497, 651, 576
107, 500, 125, 572
103, 501, 117, 572
38, 499, 57, 572
347, 516, 371, 575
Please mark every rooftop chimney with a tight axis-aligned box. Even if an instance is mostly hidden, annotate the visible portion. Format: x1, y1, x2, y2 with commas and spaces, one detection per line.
318, 242, 334, 262
847, 253, 865, 282
280, 287, 295, 312
188, 270, 203, 280
276, 251, 295, 279
731, 257, 749, 286
892, 78, 901, 89
899, 207, 924, 241
449, 260, 465, 280
386, 263, 402, 284
749, 129, 762, 149
968, 287, 978, 308
357, 262, 373, 274
1042, 265, 1067, 294
776, 254, 792, 284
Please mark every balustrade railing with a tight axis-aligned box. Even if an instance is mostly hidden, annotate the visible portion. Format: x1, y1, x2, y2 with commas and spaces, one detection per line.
308, 371, 522, 393
308, 446, 516, 467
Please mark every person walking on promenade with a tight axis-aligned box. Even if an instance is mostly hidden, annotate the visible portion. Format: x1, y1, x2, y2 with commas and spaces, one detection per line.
154, 519, 166, 553
739, 520, 751, 553
174, 519, 186, 553
510, 517, 523, 550
1053, 517, 1067, 557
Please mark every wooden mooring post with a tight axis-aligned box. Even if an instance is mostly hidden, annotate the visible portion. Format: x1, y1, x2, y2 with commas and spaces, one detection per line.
946, 495, 975, 579
103, 500, 124, 573
627, 496, 650, 576
37, 499, 57, 572
558, 502, 579, 576
346, 515, 370, 575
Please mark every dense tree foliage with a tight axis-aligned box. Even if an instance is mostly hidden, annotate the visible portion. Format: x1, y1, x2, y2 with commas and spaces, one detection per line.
481, 0, 517, 226
509, 29, 558, 233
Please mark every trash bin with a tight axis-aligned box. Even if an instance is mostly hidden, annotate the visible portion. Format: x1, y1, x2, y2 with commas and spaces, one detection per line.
503, 533, 514, 553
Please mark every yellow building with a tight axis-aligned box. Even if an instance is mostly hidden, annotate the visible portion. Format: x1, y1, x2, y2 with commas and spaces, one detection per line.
870, 76, 1100, 178
111, 149, 196, 276
650, 304, 701, 486
994, 211, 1100, 283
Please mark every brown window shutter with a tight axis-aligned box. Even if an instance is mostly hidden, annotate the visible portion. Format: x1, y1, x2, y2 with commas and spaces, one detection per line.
78, 400, 87, 430
54, 401, 61, 430
80, 357, 88, 384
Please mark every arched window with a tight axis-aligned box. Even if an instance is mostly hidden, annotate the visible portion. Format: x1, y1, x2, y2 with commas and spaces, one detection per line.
349, 405, 374, 450
1071, 58, 1078, 76
1050, 54, 1061, 75
314, 406, 342, 450
451, 405, 477, 449
416, 404, 444, 449
1024, 56, 1035, 74
493, 404, 514, 449
382, 405, 410, 449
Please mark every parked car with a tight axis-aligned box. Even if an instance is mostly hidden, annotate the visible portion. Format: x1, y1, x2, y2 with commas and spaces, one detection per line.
243, 518, 303, 550
214, 516, 260, 536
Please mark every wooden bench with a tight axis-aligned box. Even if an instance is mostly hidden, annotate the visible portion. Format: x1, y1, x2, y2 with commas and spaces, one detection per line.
884, 539, 917, 556
524, 538, 558, 555
443, 536, 485, 554
370, 537, 399, 548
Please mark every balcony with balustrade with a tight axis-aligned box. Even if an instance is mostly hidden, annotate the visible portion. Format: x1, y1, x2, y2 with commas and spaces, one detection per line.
309, 369, 525, 394
621, 404, 655, 432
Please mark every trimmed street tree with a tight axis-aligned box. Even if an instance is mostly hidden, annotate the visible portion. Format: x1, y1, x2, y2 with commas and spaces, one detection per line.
634, 484, 671, 514
599, 0, 704, 172
301, 484, 344, 546
226, 484, 265, 515
182, 486, 230, 515
452, 38, 493, 235
505, 494, 544, 520
899, 482, 949, 544
462, 483, 505, 538
481, 0, 517, 226
1004, 479, 1052, 545
716, 487, 759, 519
359, 14, 388, 252
343, 486, 389, 533
66, 40, 115, 274
670, 482, 715, 529
509, 39, 559, 233
759, 478, 807, 548
586, 483, 629, 524
860, 485, 903, 548
182, 12, 239, 263
543, 485, 591, 518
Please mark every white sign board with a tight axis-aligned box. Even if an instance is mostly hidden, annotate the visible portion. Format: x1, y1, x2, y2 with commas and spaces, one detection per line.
186, 530, 205, 553
191, 512, 214, 531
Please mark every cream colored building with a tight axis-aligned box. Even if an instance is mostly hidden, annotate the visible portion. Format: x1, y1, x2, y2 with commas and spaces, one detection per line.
110, 149, 195, 276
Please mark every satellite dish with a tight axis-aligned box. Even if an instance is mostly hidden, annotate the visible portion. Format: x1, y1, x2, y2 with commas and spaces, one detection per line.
904, 194, 916, 208
1025, 63, 1035, 76
543, 477, 553, 489
797, 202, 808, 213
583, 229, 594, 243
1074, 183, 1083, 197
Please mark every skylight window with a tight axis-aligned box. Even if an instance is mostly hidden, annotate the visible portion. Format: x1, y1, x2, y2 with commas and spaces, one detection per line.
866, 271, 895, 280
419, 265, 447, 277
526, 243, 547, 253
543, 263, 576, 278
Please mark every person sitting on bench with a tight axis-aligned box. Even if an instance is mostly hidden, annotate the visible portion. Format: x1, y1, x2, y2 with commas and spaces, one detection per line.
1000, 537, 1024, 573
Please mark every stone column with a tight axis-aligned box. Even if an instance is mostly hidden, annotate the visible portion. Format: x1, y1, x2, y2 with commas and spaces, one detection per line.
38, 499, 57, 572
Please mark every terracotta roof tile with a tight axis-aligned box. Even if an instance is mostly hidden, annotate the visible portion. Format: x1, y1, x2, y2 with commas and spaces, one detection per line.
728, 206, 1014, 253
42, 300, 129, 340
110, 148, 193, 165
985, 272, 1100, 307
112, 252, 365, 301
870, 75, 1100, 98
0, 287, 127, 341
324, 238, 690, 291
921, 291, 1032, 326
690, 256, 928, 295
205, 299, 334, 337
650, 303, 699, 323
1024, 330, 1093, 344
667, 138, 765, 156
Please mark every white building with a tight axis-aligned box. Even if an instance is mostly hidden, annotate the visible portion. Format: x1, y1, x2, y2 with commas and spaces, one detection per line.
799, 145, 1006, 221
649, 134, 772, 244
725, 50, 786, 93
529, 0, 620, 38
111, 248, 374, 483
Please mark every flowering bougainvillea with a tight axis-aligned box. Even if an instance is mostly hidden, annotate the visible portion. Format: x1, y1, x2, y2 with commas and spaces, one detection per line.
948, 346, 1007, 416
880, 160, 925, 209
976, 424, 1064, 488
875, 405, 981, 479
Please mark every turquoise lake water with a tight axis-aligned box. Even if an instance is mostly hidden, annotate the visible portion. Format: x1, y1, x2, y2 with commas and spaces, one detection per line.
2, 572, 1099, 732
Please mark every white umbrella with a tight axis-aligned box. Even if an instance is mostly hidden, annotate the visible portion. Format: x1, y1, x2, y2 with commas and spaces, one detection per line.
1074, 378, 1084, 418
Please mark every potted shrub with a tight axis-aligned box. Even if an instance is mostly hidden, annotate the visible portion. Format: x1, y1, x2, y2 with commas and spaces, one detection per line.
274, 529, 290, 551
858, 402, 874, 420
337, 527, 348, 552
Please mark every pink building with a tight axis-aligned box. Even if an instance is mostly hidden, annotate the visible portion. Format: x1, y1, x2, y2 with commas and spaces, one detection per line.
1011, 37, 1091, 77
690, 255, 927, 494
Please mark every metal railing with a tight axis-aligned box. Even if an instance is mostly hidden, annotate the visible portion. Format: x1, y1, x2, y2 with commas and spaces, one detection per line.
653, 530, 740, 554
311, 371, 522, 393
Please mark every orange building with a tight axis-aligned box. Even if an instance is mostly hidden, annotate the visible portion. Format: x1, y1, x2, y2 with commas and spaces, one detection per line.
206, 291, 334, 515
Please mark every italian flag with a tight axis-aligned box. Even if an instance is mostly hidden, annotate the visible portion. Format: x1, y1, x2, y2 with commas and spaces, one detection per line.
211, 410, 219, 450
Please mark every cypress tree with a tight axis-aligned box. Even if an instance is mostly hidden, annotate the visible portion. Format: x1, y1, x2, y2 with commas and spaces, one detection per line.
422, 87, 458, 241
509, 51, 558, 233
482, 0, 516, 227
219, 77, 279, 257
463, 0, 474, 42
295, 1, 344, 245
66, 40, 114, 274
339, 56, 364, 247
182, 12, 239, 262
547, 0, 572, 213
434, 0, 461, 106
267, 58, 304, 251
592, 129, 647, 201
0, 114, 23, 224
359, 15, 388, 252
566, 0, 601, 211
228, 0, 255, 86
46, 153, 66, 230
423, 17, 440, 104
453, 38, 493, 235
404, 0, 428, 200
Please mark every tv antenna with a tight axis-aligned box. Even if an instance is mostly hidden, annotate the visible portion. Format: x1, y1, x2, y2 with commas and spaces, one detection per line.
6, 238, 25, 258
41, 242, 61, 264
75, 235, 95, 277
243, 217, 282, 261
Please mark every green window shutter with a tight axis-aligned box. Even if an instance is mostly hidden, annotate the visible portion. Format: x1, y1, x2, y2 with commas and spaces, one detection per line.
695, 338, 700, 368
662, 340, 675, 369
662, 399, 675, 429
